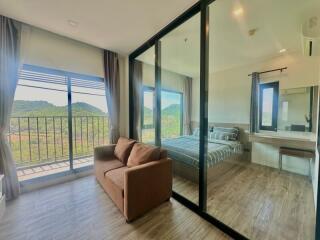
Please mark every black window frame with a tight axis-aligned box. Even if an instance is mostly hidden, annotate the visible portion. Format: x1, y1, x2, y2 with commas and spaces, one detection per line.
259, 81, 279, 131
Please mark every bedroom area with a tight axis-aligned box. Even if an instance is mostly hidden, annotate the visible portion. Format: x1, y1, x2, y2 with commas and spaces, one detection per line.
129, 0, 320, 239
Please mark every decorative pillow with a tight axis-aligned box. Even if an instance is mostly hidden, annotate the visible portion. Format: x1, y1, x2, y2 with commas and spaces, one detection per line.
114, 137, 136, 164
127, 143, 161, 167
209, 127, 239, 141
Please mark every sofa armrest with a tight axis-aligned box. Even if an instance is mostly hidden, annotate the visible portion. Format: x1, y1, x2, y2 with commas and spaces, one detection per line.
124, 158, 172, 221
94, 144, 116, 161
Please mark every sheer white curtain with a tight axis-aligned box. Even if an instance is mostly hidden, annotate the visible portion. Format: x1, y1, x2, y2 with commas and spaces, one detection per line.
0, 16, 21, 200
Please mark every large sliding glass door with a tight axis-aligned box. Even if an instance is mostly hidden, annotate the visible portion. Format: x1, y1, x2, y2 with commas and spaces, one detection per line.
71, 77, 108, 170
10, 65, 106, 181
12, 66, 70, 181
135, 47, 156, 145
205, 0, 318, 239
160, 13, 200, 204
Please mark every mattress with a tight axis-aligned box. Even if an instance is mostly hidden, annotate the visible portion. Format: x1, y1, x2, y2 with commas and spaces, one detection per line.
161, 135, 243, 168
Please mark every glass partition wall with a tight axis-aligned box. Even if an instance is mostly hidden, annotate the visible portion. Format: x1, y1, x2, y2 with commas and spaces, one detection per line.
206, 0, 318, 238
129, 0, 320, 239
160, 13, 200, 204
135, 46, 156, 144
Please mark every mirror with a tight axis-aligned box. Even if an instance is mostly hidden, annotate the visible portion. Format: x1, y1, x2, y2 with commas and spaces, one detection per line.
278, 86, 316, 132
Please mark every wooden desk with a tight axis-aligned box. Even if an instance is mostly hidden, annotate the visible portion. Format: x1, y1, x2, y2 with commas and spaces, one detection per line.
249, 131, 317, 176
279, 147, 315, 180
249, 131, 317, 151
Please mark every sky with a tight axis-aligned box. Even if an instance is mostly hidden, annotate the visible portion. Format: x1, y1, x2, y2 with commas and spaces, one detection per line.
15, 80, 108, 113
15, 80, 181, 113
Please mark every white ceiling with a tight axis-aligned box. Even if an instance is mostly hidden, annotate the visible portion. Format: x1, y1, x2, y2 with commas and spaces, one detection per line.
138, 0, 320, 77
1, 0, 319, 78
0, 0, 198, 55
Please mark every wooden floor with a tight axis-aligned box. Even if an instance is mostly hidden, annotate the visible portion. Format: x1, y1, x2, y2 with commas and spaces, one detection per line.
0, 176, 230, 240
173, 162, 316, 240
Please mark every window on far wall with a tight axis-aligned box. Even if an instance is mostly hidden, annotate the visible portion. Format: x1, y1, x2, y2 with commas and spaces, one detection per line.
141, 86, 183, 143
259, 81, 279, 131
142, 87, 155, 144
161, 90, 183, 139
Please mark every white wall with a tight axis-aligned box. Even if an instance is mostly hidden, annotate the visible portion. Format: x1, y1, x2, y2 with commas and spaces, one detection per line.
142, 63, 187, 92
192, 52, 320, 123
20, 24, 104, 77
20, 23, 130, 137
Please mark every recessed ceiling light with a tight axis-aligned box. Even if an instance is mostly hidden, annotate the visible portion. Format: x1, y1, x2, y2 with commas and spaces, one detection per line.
68, 20, 78, 27
279, 49, 287, 53
233, 8, 244, 16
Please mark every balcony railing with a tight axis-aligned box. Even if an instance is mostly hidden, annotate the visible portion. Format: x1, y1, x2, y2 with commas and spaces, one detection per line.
8, 116, 109, 169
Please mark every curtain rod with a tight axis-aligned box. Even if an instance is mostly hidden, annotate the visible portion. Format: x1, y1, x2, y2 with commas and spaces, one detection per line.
248, 67, 287, 76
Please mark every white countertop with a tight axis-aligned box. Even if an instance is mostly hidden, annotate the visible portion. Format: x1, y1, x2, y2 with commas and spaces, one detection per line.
250, 130, 317, 142
248, 130, 317, 150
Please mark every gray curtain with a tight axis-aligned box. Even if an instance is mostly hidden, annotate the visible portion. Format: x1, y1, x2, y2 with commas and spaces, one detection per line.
249, 72, 260, 133
104, 50, 120, 144
0, 16, 21, 200
183, 77, 192, 135
132, 60, 143, 141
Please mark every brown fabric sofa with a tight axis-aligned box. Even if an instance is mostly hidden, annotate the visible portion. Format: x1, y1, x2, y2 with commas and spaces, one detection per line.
94, 141, 172, 222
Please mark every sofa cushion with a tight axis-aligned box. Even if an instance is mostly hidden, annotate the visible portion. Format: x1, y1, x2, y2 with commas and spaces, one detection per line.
127, 143, 161, 167
160, 149, 168, 159
105, 166, 126, 191
104, 167, 127, 212
94, 158, 124, 181
100, 166, 127, 213
114, 137, 136, 164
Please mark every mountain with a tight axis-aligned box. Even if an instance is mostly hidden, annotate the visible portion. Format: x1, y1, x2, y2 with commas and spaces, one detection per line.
12, 100, 106, 117
162, 104, 180, 116
143, 104, 180, 117
71, 102, 106, 116
144, 106, 152, 115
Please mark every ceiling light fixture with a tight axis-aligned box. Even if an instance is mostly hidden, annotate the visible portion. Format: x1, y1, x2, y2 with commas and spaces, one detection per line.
68, 20, 78, 27
233, 7, 244, 17
279, 49, 287, 53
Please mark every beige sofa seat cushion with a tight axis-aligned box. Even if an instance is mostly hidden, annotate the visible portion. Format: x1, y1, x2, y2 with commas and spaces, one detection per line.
104, 167, 127, 213
127, 143, 160, 167
94, 158, 124, 181
114, 137, 136, 164
105, 167, 126, 190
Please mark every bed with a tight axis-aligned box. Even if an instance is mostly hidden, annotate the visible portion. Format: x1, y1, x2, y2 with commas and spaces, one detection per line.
161, 127, 244, 183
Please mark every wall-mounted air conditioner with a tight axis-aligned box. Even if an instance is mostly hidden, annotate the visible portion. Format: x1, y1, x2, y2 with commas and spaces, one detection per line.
302, 16, 320, 56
